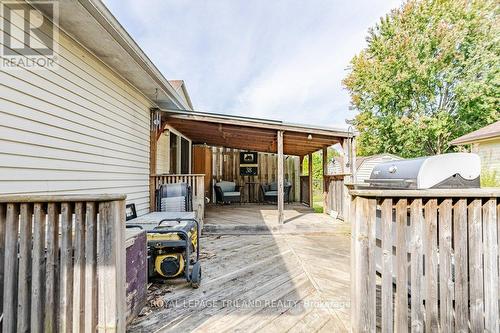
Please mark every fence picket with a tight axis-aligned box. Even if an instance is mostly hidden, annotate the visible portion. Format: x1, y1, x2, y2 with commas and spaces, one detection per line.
17, 203, 33, 333
424, 199, 438, 332
468, 199, 484, 332
453, 199, 469, 331
395, 199, 408, 332
483, 199, 499, 331
31, 203, 45, 333
438, 199, 453, 331
381, 198, 393, 333
3, 203, 20, 333
409, 199, 423, 332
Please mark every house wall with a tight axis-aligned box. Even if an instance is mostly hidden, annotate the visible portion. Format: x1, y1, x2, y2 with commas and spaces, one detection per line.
0, 2, 152, 215
156, 126, 192, 174
156, 133, 169, 174
472, 138, 500, 183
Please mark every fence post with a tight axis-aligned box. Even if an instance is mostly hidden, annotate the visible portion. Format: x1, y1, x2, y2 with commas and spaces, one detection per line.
351, 196, 376, 332
97, 199, 126, 332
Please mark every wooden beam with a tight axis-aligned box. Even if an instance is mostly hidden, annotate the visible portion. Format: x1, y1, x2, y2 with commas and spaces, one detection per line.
149, 111, 159, 212
323, 147, 328, 214
351, 137, 357, 181
277, 130, 284, 224
308, 153, 313, 207
165, 112, 351, 138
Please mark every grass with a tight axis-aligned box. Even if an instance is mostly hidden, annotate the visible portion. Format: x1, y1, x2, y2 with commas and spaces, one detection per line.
312, 194, 323, 213
481, 169, 500, 188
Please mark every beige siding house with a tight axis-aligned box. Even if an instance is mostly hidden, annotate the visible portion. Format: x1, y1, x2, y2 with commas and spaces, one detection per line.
0, 0, 191, 215
451, 121, 500, 186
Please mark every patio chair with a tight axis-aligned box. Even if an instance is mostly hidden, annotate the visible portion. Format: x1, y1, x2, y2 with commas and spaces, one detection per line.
214, 181, 242, 204
260, 181, 292, 203
156, 183, 193, 212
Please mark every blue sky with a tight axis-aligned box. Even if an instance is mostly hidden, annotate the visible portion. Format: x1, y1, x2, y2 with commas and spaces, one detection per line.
104, 0, 402, 129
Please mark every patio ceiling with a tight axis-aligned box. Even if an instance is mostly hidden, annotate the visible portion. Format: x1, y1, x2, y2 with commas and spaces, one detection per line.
159, 109, 352, 156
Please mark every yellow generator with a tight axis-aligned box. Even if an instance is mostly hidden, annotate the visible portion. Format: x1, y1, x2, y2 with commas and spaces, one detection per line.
128, 218, 201, 288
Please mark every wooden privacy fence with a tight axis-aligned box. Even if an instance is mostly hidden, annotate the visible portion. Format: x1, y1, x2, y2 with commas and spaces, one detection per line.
350, 189, 500, 333
153, 174, 205, 224
0, 194, 126, 333
211, 147, 301, 203
323, 175, 347, 220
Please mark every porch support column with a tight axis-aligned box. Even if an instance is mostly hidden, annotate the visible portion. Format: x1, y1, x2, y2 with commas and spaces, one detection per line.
322, 147, 328, 215
308, 152, 313, 207
149, 109, 161, 212
277, 130, 284, 224
342, 137, 356, 223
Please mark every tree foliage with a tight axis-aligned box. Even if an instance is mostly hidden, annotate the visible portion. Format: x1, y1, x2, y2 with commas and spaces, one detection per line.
343, 0, 500, 157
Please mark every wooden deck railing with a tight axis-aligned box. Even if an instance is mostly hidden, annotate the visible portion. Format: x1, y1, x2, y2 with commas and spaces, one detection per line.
153, 174, 205, 225
0, 194, 126, 333
349, 188, 500, 332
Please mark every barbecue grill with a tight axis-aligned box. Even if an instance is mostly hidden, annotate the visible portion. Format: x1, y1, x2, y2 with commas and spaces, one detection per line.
368, 153, 481, 288
365, 153, 481, 189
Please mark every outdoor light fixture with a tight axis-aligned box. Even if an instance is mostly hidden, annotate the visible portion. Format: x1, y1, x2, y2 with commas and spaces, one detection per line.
307, 134, 312, 140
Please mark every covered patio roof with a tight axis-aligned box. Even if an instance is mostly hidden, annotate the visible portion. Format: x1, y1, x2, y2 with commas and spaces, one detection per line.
159, 108, 353, 156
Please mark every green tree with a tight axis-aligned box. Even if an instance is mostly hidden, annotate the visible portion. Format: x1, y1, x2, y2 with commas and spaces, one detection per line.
343, 0, 500, 158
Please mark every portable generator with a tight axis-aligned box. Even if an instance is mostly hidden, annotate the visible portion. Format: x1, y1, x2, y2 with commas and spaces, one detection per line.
127, 218, 201, 288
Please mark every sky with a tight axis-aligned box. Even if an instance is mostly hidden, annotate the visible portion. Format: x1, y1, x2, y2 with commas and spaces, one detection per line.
104, 0, 403, 129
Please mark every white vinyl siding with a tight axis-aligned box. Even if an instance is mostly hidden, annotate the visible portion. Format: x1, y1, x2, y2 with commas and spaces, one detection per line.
0, 3, 152, 215
355, 155, 402, 183
473, 138, 500, 183
156, 133, 169, 174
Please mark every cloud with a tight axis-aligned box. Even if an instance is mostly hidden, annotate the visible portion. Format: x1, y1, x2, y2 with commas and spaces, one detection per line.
103, 0, 403, 128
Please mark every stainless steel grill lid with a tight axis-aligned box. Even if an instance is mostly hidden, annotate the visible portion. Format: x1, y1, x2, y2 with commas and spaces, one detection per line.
365, 153, 481, 189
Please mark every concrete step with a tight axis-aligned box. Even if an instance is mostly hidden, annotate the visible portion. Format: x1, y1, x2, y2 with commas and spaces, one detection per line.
202, 223, 349, 236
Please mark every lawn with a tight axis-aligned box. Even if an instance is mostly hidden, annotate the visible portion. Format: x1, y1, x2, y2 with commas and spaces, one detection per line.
312, 194, 323, 213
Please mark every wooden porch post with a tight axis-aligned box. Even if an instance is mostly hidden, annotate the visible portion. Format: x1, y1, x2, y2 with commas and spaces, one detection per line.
342, 138, 351, 223
277, 130, 284, 224
351, 136, 357, 182
322, 147, 328, 214
149, 110, 161, 212
308, 153, 313, 207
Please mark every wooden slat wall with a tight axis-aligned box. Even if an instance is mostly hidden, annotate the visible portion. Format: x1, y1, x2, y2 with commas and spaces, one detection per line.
351, 194, 500, 332
210, 147, 300, 203
0, 196, 126, 333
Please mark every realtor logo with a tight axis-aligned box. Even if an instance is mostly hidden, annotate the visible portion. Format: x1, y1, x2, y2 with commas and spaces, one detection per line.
1, 0, 59, 69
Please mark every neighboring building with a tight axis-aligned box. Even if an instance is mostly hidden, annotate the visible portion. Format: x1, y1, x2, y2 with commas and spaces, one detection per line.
328, 153, 402, 183
451, 121, 500, 185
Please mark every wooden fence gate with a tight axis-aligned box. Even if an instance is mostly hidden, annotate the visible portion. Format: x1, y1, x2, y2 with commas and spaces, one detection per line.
350, 189, 500, 332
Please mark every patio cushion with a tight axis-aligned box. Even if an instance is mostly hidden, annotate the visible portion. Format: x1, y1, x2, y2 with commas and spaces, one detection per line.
269, 182, 278, 191
161, 183, 189, 197
264, 190, 278, 196
161, 197, 186, 212
216, 181, 236, 192
224, 191, 241, 197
